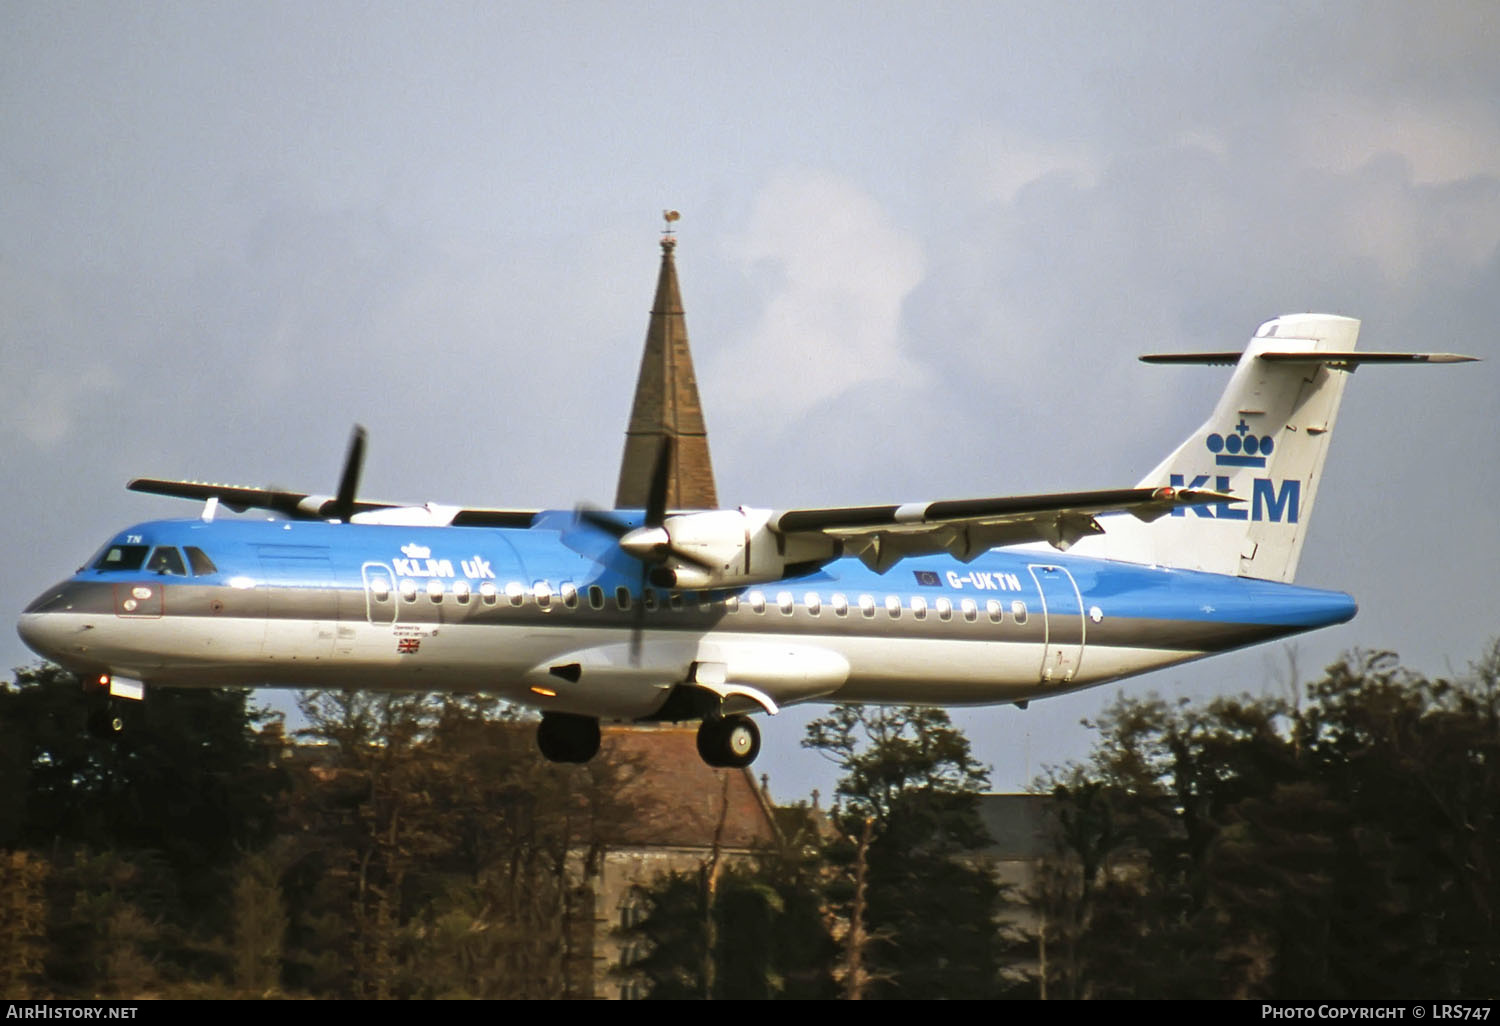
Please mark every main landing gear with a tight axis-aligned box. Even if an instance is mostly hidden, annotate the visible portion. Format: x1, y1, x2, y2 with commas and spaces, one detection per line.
696, 714, 760, 769
536, 712, 601, 764
533, 711, 762, 769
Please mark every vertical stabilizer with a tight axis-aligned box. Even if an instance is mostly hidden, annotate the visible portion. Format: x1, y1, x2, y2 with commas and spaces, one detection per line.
1089, 314, 1360, 582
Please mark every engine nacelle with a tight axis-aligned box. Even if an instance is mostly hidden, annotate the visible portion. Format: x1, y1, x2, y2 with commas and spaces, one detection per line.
647, 507, 837, 590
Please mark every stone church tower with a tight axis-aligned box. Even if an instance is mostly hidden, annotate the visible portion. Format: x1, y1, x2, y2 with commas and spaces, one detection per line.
614, 221, 720, 510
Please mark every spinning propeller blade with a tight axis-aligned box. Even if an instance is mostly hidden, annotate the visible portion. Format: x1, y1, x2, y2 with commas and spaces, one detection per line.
329, 425, 367, 523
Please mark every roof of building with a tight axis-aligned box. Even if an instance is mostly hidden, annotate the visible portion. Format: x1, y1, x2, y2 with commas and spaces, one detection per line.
595, 725, 777, 851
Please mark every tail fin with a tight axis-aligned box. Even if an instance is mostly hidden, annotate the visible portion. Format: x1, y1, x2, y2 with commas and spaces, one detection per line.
1087, 314, 1472, 582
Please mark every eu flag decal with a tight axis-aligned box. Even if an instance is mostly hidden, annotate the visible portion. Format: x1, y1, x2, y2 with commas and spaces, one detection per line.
913, 570, 941, 587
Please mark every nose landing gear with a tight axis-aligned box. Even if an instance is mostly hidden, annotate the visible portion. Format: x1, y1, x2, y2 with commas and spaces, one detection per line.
86, 703, 126, 740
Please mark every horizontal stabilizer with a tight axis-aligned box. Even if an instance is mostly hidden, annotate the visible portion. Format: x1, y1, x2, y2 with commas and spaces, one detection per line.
1142, 351, 1478, 366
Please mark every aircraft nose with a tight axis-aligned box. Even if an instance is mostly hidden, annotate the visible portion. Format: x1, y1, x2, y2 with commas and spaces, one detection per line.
17, 582, 90, 662
17, 611, 64, 661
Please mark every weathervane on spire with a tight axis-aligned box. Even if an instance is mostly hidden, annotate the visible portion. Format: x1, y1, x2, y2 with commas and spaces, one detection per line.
661, 209, 680, 249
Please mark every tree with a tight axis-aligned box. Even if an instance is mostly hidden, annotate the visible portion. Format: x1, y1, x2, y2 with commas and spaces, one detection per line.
281, 690, 640, 998
1034, 644, 1500, 999
805, 704, 1003, 999
0, 663, 283, 997
0, 850, 49, 997
0, 664, 282, 867
617, 812, 838, 1000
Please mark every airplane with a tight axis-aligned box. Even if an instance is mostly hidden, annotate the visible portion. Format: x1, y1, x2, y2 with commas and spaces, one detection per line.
17, 313, 1475, 767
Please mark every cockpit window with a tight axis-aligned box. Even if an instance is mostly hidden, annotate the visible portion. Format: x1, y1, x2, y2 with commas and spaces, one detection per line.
184, 546, 217, 575
93, 545, 149, 572
145, 546, 188, 576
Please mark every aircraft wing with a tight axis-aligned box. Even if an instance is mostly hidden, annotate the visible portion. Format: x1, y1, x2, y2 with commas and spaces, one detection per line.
127, 478, 537, 528
768, 485, 1233, 572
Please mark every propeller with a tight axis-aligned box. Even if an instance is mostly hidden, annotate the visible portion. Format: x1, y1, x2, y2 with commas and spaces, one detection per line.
573, 435, 713, 663
326, 425, 367, 523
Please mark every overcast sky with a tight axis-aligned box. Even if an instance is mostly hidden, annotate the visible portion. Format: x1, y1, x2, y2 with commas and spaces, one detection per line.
4, 2, 1497, 799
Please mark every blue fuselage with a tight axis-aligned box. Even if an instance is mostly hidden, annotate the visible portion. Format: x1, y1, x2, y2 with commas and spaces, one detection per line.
19, 513, 1357, 718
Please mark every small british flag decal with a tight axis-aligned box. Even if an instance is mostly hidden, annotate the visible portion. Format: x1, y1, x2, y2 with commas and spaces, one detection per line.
397, 638, 421, 655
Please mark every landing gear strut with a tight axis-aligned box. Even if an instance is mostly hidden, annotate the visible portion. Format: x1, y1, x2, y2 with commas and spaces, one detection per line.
536, 712, 601, 764
696, 714, 760, 768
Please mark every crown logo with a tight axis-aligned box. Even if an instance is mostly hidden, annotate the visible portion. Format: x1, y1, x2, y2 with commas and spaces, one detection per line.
401, 543, 432, 559
1206, 419, 1273, 468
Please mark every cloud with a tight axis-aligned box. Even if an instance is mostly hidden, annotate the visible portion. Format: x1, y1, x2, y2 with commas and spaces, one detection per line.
1294, 96, 1500, 185
0, 260, 120, 448
955, 125, 1100, 206
713, 172, 928, 426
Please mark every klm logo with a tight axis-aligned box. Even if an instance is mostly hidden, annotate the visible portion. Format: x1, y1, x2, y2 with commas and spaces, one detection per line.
1170, 474, 1300, 523
1207, 419, 1274, 468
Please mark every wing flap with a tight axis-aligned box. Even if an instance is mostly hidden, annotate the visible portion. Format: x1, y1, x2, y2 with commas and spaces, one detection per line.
773, 485, 1234, 567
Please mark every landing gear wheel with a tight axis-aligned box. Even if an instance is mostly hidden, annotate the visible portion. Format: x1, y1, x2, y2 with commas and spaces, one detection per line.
86, 704, 125, 740
696, 714, 760, 768
536, 713, 601, 764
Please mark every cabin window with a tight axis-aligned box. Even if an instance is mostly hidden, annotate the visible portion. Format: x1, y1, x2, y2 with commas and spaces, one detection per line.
911, 596, 927, 620
145, 546, 187, 577
986, 599, 1003, 623
1011, 600, 1028, 625
479, 581, 498, 605
588, 585, 605, 610
453, 580, 471, 604
505, 581, 525, 607
369, 578, 391, 601
184, 546, 218, 575
885, 595, 901, 619
748, 590, 766, 614
936, 597, 953, 621
668, 592, 684, 611
831, 593, 849, 617
400, 580, 418, 602
804, 592, 821, 616
724, 594, 740, 613
427, 580, 444, 602
643, 589, 659, 611
534, 581, 553, 611
615, 586, 632, 611
961, 598, 978, 622
561, 582, 579, 609
777, 591, 795, 615
859, 594, 876, 618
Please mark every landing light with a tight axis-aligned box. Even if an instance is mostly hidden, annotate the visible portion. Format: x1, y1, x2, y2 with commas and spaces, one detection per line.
530, 686, 558, 699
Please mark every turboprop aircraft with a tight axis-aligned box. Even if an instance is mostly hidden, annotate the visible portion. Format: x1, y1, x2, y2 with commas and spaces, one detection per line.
18, 313, 1474, 767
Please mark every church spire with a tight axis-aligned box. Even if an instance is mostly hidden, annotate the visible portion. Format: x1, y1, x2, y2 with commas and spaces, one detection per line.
614, 214, 719, 509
